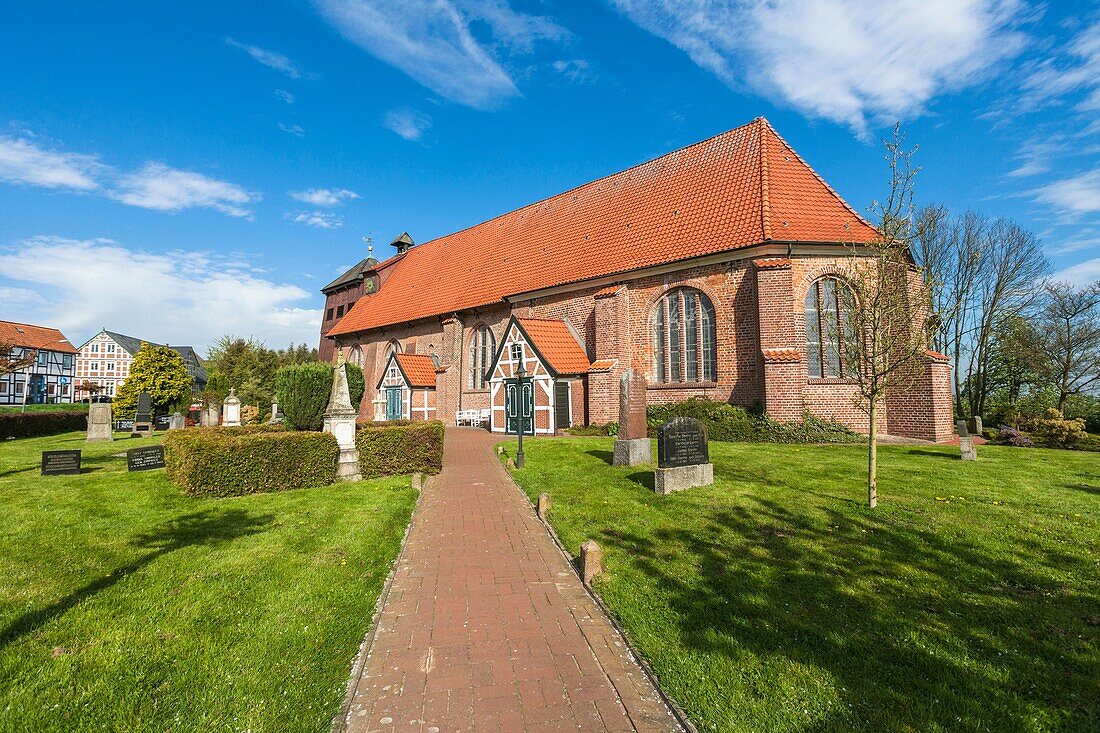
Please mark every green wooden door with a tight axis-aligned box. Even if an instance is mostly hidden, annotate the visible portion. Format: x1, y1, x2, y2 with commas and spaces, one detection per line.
504, 378, 534, 435
385, 388, 403, 421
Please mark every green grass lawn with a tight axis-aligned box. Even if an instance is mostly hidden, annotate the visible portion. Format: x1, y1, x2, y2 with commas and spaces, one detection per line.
507, 438, 1100, 732
0, 431, 416, 732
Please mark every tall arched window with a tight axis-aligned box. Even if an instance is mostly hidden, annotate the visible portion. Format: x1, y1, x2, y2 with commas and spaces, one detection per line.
467, 324, 495, 389
349, 345, 363, 367
805, 277, 851, 378
653, 288, 716, 383
385, 339, 402, 360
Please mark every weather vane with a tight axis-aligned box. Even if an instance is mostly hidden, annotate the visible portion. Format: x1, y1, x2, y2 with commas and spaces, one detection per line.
362, 233, 375, 257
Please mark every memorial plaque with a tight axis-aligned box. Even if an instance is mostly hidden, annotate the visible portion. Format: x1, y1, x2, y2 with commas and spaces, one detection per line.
657, 417, 709, 468
114, 419, 135, 431
127, 445, 166, 472
154, 414, 171, 431
41, 450, 81, 476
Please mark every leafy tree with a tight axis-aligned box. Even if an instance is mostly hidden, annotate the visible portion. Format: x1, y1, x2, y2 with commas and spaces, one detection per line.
0, 342, 37, 376
1032, 280, 1100, 410
205, 336, 280, 407
276, 343, 318, 366
114, 343, 192, 419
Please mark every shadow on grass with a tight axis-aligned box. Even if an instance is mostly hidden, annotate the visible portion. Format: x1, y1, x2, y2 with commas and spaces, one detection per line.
903, 449, 958, 460
1066, 482, 1100, 496
0, 508, 273, 648
599, 497, 1098, 731
585, 449, 614, 465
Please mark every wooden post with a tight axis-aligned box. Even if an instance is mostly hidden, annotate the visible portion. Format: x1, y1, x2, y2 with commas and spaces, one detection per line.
580, 540, 602, 585
537, 492, 551, 520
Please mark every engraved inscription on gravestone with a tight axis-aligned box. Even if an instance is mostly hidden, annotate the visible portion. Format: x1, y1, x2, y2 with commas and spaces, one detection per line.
127, 445, 166, 472
41, 450, 81, 476
657, 417, 709, 468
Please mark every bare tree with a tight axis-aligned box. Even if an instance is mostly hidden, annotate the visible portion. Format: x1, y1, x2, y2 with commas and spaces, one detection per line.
0, 342, 37, 376
1032, 280, 1100, 410
839, 124, 932, 509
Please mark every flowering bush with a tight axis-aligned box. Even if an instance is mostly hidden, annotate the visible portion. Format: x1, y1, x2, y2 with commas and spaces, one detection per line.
1022, 409, 1088, 447
991, 425, 1033, 448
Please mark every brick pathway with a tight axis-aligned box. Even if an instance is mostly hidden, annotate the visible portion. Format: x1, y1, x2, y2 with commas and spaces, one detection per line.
341, 428, 684, 733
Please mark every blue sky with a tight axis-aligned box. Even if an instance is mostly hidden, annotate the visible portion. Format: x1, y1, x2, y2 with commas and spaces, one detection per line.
1, 0, 1097, 354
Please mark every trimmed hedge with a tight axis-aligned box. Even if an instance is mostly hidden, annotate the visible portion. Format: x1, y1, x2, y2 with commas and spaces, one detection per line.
165, 426, 337, 497
644, 398, 862, 444
0, 411, 89, 440
276, 362, 366, 431
355, 421, 445, 479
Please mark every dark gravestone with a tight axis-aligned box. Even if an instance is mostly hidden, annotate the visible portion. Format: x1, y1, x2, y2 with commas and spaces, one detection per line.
654, 417, 714, 495
657, 417, 710, 468
41, 450, 81, 476
127, 445, 166, 472
132, 393, 153, 437
612, 369, 651, 466
114, 419, 135, 432
154, 414, 171, 431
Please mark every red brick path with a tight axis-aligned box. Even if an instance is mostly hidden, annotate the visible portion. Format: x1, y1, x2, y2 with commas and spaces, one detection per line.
341, 428, 684, 733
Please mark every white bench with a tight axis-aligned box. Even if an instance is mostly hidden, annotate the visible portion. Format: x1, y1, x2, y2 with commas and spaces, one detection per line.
455, 409, 480, 426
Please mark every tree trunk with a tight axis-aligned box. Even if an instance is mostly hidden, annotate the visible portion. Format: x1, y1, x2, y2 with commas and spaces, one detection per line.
868, 400, 878, 509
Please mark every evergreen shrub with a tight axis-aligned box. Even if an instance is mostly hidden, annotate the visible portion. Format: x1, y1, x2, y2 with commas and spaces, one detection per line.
0, 411, 88, 439
276, 363, 366, 431
355, 421, 445, 479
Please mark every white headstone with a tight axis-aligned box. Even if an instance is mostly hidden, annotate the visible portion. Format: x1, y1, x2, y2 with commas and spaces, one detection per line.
324, 363, 361, 482
223, 388, 242, 427
86, 402, 113, 442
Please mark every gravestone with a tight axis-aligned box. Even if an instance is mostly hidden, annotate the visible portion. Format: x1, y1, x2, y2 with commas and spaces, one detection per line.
957, 419, 977, 461
154, 414, 171, 431
202, 405, 219, 427
268, 401, 281, 423
127, 445, 166, 471
612, 370, 651, 466
968, 415, 983, 436
323, 362, 361, 482
654, 417, 714, 495
86, 401, 113, 442
223, 388, 242, 427
131, 393, 153, 437
168, 412, 184, 430
41, 450, 81, 476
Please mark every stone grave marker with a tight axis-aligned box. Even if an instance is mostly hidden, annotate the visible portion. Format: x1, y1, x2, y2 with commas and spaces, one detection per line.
131, 392, 153, 437
613, 369, 651, 466
154, 414, 171, 431
127, 445, 166, 472
323, 363, 361, 482
223, 388, 242, 427
654, 417, 714, 495
41, 450, 81, 476
168, 412, 185, 430
202, 405, 219, 427
86, 401, 113, 442
968, 415, 983, 436
957, 419, 977, 461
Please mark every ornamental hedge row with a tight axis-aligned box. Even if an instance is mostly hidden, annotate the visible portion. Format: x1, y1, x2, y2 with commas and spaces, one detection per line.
276, 362, 366, 431
355, 421, 445, 479
165, 426, 338, 497
0, 411, 89, 439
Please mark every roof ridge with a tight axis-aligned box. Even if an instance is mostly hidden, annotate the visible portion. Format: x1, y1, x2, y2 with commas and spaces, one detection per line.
0, 319, 65, 331
757, 118, 772, 241
757, 118, 876, 235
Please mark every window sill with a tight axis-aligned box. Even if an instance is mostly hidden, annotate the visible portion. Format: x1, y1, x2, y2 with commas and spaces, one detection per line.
646, 381, 718, 390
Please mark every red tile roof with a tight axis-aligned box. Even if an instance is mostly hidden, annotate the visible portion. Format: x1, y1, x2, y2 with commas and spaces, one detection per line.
753, 257, 792, 269
762, 348, 801, 363
593, 285, 623, 299
588, 359, 618, 372
331, 118, 878, 336
0, 320, 77, 354
394, 353, 438, 388
516, 318, 591, 375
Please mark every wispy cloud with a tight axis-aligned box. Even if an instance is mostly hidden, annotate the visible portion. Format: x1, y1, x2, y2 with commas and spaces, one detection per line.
609, 0, 1025, 136
312, 0, 567, 109
0, 236, 319, 352
1052, 257, 1100, 287
274, 88, 296, 104
286, 210, 344, 228
1018, 18, 1100, 113
278, 122, 306, 136
113, 163, 259, 217
225, 37, 304, 78
551, 59, 595, 85
0, 135, 105, 190
289, 188, 360, 206
382, 108, 432, 141
1033, 170, 1100, 217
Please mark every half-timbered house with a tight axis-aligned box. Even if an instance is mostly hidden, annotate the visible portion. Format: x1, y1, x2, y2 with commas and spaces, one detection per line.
0, 320, 77, 405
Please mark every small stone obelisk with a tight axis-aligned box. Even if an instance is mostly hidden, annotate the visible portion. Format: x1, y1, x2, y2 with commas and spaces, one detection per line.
324, 362, 361, 482
612, 369, 651, 466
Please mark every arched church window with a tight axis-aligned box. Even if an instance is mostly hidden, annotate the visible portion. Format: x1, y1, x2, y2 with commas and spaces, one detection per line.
467, 324, 495, 389
652, 288, 716, 383
805, 277, 853, 378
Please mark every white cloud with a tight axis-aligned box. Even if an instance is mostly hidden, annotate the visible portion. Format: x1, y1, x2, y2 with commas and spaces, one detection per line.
1052, 257, 1100, 287
1019, 19, 1100, 113
551, 59, 595, 84
287, 210, 344, 228
113, 163, 260, 217
312, 0, 567, 109
225, 37, 303, 78
289, 187, 360, 206
0, 236, 320, 352
609, 0, 1025, 135
1033, 170, 1100, 217
275, 88, 296, 104
0, 135, 105, 190
382, 108, 432, 141
279, 122, 306, 136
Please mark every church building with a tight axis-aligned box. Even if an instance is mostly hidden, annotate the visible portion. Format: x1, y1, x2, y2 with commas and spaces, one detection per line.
321, 118, 953, 442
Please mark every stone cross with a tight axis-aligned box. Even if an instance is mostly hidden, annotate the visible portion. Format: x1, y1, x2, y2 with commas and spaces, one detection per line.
323, 363, 361, 482
612, 369, 651, 466
86, 401, 113, 442
223, 388, 242, 427
957, 419, 977, 461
